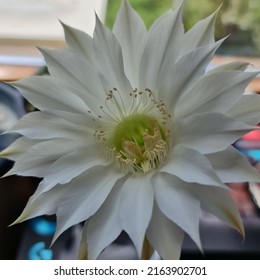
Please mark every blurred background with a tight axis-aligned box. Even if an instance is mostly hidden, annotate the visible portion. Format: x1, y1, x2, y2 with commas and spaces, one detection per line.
107, 0, 260, 57
0, 0, 260, 260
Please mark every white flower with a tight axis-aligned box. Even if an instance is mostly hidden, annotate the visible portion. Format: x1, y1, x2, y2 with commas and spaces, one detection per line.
1, 0, 260, 259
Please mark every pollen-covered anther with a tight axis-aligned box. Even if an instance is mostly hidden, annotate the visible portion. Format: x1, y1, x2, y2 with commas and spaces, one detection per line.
95, 87, 172, 174
115, 126, 169, 174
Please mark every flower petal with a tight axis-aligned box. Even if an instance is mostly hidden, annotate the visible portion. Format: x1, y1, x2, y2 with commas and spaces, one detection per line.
210, 61, 249, 72
13, 76, 90, 114
8, 111, 90, 140
61, 22, 95, 64
47, 111, 103, 130
53, 165, 125, 242
0, 136, 38, 161
153, 172, 202, 250
158, 39, 224, 110
4, 138, 79, 177
87, 178, 126, 259
12, 183, 65, 224
207, 146, 260, 183
119, 173, 154, 258
175, 70, 257, 118
249, 182, 260, 209
78, 221, 89, 260
147, 202, 184, 260
192, 184, 244, 237
180, 7, 219, 55
139, 1, 184, 90
176, 112, 255, 154
113, 0, 147, 87
35, 145, 110, 196
227, 93, 260, 125
93, 15, 132, 94
161, 145, 223, 186
39, 48, 104, 113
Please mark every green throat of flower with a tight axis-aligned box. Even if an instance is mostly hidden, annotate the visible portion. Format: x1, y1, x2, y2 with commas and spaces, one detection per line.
97, 113, 170, 174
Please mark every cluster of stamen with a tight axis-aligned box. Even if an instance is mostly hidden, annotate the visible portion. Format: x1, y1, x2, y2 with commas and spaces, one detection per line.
94, 87, 171, 174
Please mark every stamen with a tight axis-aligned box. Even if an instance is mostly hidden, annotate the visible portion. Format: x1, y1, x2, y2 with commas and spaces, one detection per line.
94, 87, 172, 174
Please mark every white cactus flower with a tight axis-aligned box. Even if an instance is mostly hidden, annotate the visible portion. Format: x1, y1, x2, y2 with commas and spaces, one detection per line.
1, 0, 260, 259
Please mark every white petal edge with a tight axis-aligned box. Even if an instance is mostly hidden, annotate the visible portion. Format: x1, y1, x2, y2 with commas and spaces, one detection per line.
153, 172, 202, 250
119, 173, 154, 258
87, 177, 127, 259
139, 1, 184, 90
175, 112, 256, 154
61, 21, 95, 64
93, 15, 132, 95
227, 93, 260, 125
161, 145, 223, 186
112, 0, 147, 87
175, 70, 257, 118
147, 201, 184, 260
192, 184, 244, 237
13, 76, 90, 115
53, 165, 126, 243
158, 39, 225, 111
180, 6, 220, 55
207, 145, 260, 183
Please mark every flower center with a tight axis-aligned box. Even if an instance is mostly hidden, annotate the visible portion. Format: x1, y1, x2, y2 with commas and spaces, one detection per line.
94, 88, 171, 174
111, 113, 169, 173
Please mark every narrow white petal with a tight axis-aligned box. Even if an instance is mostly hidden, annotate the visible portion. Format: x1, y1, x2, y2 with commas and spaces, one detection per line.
78, 221, 89, 259
14, 76, 89, 114
8, 111, 90, 140
61, 22, 95, 64
161, 145, 223, 186
227, 93, 260, 125
158, 39, 224, 110
249, 182, 260, 209
176, 112, 255, 154
113, 0, 147, 87
147, 202, 184, 260
192, 184, 244, 236
0, 136, 38, 161
37, 145, 110, 194
139, 1, 184, 90
39, 48, 105, 113
207, 146, 260, 183
12, 184, 65, 224
119, 173, 154, 258
153, 172, 202, 250
53, 165, 125, 242
5, 138, 79, 177
210, 61, 249, 72
180, 7, 219, 55
176, 70, 257, 118
47, 111, 103, 130
87, 178, 125, 259
93, 15, 132, 94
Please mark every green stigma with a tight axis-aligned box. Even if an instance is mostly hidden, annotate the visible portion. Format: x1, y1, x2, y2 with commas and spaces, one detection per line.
111, 114, 163, 151
107, 114, 169, 174
94, 88, 171, 174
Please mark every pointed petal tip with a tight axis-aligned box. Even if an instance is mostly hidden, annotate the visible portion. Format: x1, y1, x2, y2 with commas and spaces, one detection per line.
235, 218, 245, 239
141, 237, 154, 260
8, 214, 26, 227
173, 0, 185, 9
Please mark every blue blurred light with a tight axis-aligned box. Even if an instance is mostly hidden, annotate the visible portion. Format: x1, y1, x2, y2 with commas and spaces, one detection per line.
28, 242, 53, 260
248, 149, 260, 161
29, 217, 56, 236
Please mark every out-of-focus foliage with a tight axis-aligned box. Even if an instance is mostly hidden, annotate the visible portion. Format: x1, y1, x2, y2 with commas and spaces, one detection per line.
106, 0, 260, 56
177, 0, 260, 55
222, 0, 260, 54
106, 0, 172, 29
